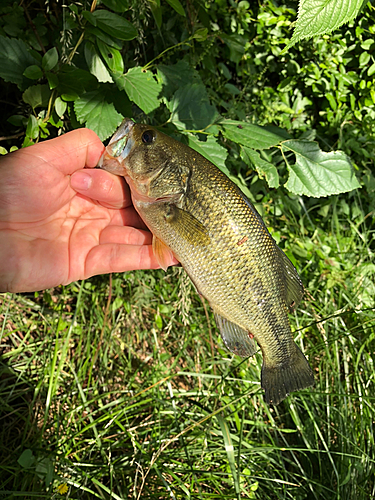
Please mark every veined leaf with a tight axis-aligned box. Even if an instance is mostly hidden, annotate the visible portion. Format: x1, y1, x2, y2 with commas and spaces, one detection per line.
282, 140, 361, 197
91, 10, 137, 40
114, 67, 161, 113
42, 47, 58, 71
286, 0, 367, 50
23, 65, 43, 80
157, 60, 201, 99
241, 147, 280, 189
22, 84, 51, 109
0, 35, 39, 89
74, 89, 123, 140
84, 41, 113, 83
221, 119, 285, 150
169, 83, 219, 131
186, 134, 229, 174
96, 39, 124, 73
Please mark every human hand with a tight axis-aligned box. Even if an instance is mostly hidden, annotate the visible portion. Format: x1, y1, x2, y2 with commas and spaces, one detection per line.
0, 129, 177, 293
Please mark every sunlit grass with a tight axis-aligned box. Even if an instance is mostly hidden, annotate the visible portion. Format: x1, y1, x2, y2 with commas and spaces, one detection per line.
0, 191, 374, 499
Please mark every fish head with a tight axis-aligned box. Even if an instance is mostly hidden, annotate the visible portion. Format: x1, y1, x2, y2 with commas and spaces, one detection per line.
99, 119, 191, 202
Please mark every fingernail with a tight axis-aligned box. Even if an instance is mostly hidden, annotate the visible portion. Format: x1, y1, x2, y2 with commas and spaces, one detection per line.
71, 171, 92, 191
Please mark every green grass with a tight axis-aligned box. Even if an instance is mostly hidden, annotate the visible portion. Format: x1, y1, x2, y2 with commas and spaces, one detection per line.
0, 193, 374, 500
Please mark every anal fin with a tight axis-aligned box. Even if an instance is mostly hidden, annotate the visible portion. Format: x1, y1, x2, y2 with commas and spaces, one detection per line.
214, 312, 257, 358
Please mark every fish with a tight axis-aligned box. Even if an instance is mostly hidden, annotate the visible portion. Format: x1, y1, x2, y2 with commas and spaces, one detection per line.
98, 119, 314, 405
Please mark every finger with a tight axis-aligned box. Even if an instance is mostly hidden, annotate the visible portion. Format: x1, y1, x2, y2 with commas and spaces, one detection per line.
71, 169, 131, 209
99, 226, 153, 245
85, 243, 178, 276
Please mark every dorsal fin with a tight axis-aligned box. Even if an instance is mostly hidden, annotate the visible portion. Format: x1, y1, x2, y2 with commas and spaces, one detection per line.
276, 247, 304, 312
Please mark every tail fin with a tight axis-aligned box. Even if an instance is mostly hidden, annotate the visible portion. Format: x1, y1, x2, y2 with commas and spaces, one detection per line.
261, 344, 314, 405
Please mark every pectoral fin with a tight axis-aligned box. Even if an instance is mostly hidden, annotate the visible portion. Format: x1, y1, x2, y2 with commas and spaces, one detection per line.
165, 205, 211, 246
214, 312, 257, 358
152, 236, 174, 272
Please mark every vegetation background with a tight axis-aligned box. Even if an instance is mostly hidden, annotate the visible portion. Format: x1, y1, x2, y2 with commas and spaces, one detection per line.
0, 0, 374, 498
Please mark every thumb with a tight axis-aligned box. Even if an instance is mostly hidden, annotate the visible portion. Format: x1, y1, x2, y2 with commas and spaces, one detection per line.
70, 169, 132, 209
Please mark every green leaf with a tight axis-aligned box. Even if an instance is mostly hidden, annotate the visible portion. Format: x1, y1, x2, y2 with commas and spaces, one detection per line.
23, 65, 43, 80
57, 66, 97, 98
157, 60, 201, 99
46, 72, 59, 90
26, 115, 39, 139
22, 84, 51, 109
165, 0, 186, 16
91, 10, 137, 40
0, 35, 39, 89
220, 120, 284, 150
114, 67, 161, 113
74, 89, 123, 140
169, 83, 219, 131
42, 47, 58, 71
84, 41, 113, 83
186, 134, 228, 174
101, 0, 129, 12
84, 25, 122, 49
286, 0, 366, 50
96, 39, 124, 73
148, 0, 162, 28
18, 449, 35, 469
282, 140, 361, 197
216, 416, 240, 496
241, 147, 280, 189
192, 28, 208, 42
54, 97, 67, 117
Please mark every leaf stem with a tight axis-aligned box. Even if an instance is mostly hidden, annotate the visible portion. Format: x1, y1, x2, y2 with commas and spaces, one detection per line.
143, 40, 193, 71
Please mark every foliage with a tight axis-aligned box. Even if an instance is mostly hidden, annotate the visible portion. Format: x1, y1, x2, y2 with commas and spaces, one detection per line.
286, 0, 368, 49
0, 0, 367, 197
0, 0, 375, 499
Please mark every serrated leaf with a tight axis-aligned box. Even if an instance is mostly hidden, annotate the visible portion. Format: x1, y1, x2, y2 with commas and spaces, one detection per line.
282, 140, 361, 197
186, 134, 228, 174
22, 84, 51, 109
0, 35, 39, 89
157, 60, 201, 99
84, 41, 113, 83
241, 147, 280, 189
220, 119, 284, 150
165, 0, 185, 16
101, 0, 129, 12
23, 65, 43, 80
42, 47, 58, 71
74, 89, 123, 140
286, 0, 366, 50
113, 67, 161, 113
54, 97, 67, 117
96, 39, 124, 73
91, 10, 137, 40
169, 83, 219, 131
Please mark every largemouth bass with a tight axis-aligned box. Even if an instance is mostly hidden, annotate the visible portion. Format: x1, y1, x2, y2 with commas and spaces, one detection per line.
98, 119, 314, 405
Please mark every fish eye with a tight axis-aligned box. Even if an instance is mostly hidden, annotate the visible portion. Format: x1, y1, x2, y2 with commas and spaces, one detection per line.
142, 130, 156, 145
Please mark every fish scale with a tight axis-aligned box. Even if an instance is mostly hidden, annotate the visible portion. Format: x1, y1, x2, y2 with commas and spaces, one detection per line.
99, 119, 315, 405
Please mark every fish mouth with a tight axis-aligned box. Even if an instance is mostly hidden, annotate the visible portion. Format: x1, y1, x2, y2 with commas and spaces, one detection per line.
97, 119, 134, 175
